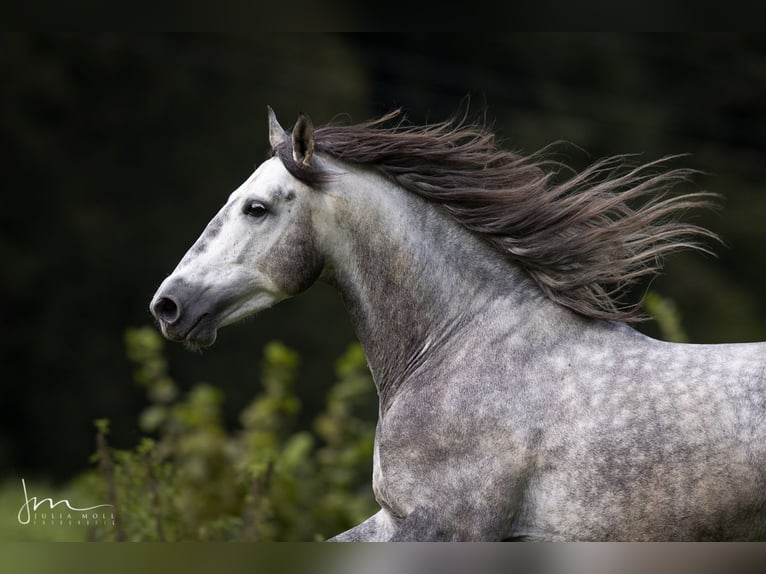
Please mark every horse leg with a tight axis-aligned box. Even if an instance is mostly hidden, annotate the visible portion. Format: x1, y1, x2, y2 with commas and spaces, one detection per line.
387, 505, 518, 541
387, 507, 459, 541
326, 509, 397, 541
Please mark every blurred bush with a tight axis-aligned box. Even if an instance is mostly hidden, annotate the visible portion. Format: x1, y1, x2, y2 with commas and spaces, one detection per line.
643, 291, 689, 343
80, 327, 377, 541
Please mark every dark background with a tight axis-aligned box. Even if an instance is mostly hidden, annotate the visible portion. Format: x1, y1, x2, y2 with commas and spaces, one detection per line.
2, 33, 766, 483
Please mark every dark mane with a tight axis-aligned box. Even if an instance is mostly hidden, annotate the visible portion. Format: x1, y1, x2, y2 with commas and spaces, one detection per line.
272, 110, 718, 322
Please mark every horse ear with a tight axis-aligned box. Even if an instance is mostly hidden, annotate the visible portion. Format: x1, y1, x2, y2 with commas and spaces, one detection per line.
292, 113, 314, 166
267, 106, 288, 149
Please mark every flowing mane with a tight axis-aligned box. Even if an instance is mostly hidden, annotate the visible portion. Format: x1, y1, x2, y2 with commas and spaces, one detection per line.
271, 110, 718, 322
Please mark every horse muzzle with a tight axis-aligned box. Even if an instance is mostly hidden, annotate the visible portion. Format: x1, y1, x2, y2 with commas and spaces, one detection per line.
150, 278, 219, 348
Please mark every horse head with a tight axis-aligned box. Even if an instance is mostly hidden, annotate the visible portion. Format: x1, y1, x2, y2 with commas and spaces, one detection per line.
150, 109, 325, 348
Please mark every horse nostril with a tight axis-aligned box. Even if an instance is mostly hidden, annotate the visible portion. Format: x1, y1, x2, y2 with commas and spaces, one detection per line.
152, 296, 181, 324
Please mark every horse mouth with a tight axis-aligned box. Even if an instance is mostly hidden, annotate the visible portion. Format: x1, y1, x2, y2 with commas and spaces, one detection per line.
160, 312, 217, 349
183, 313, 217, 348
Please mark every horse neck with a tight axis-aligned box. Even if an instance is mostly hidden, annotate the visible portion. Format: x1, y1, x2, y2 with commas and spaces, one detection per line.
317, 164, 550, 405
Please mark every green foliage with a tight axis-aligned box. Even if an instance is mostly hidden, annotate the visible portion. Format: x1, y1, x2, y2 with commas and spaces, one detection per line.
644, 291, 689, 343
84, 327, 377, 541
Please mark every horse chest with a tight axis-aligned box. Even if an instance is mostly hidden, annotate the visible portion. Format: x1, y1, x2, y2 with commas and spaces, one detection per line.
370, 393, 533, 529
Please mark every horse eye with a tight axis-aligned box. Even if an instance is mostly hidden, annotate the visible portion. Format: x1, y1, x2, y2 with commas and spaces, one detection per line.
243, 201, 268, 218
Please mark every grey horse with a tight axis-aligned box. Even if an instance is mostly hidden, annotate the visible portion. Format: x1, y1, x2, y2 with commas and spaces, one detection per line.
150, 108, 766, 541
